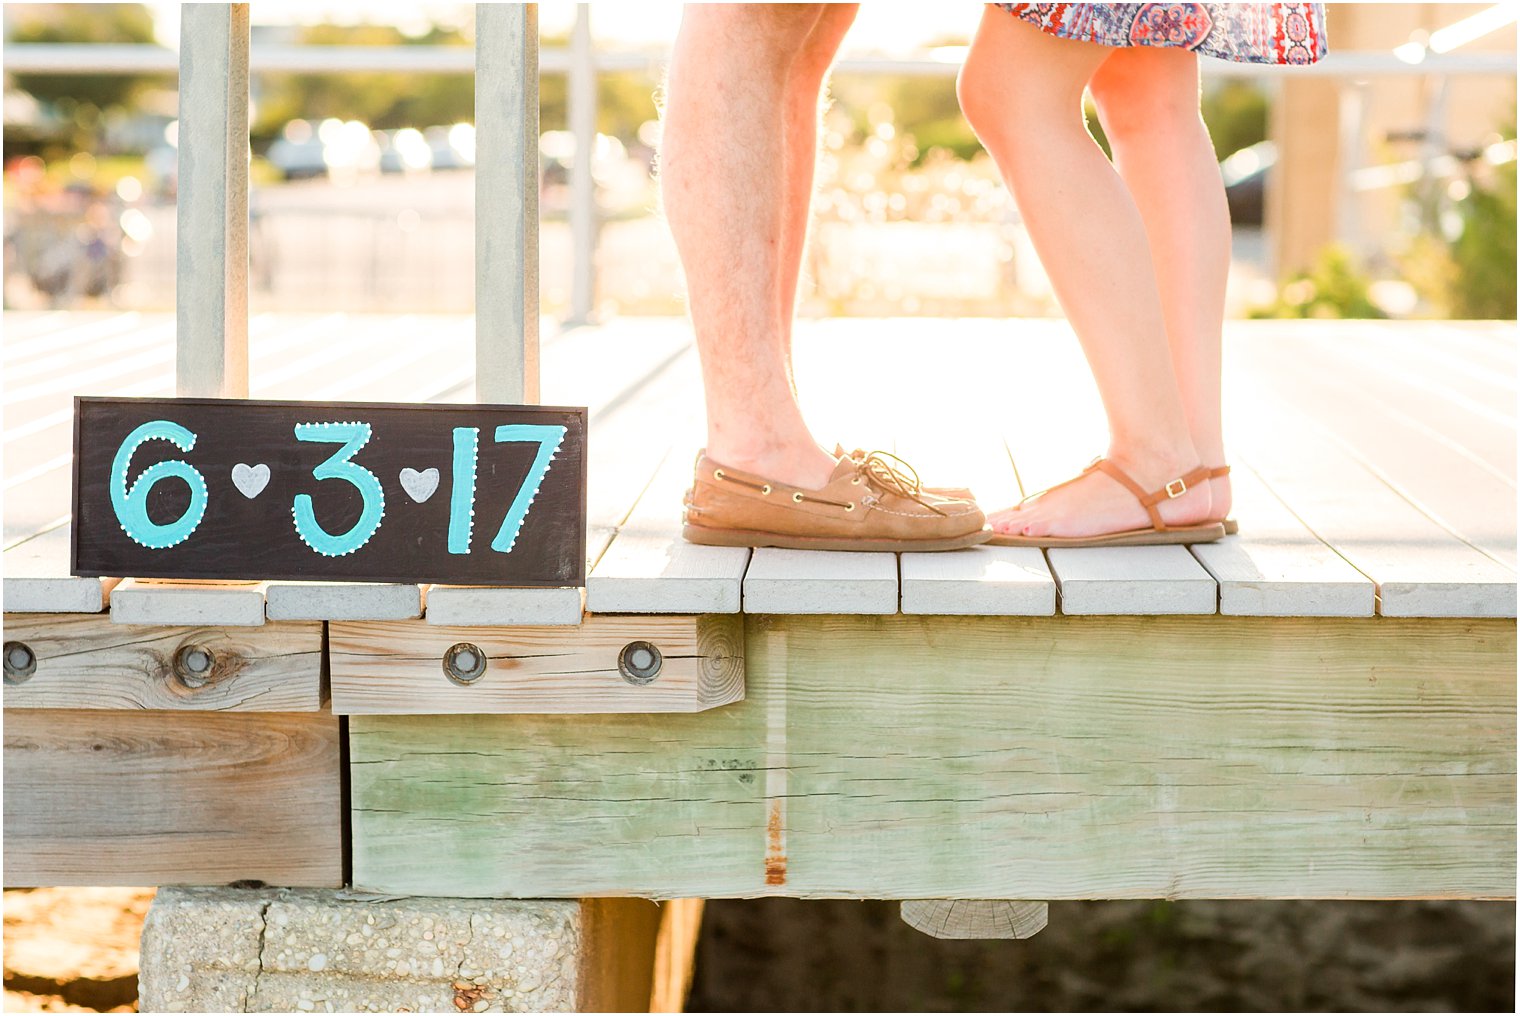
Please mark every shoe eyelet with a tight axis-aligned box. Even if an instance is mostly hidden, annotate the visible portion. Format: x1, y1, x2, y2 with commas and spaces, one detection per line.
851, 477, 861, 485
713, 468, 725, 481
761, 484, 771, 495
792, 492, 804, 503
845, 502, 855, 512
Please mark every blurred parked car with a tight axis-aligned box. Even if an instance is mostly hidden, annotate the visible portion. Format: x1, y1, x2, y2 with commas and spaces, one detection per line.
425, 124, 475, 171
267, 118, 381, 182
375, 127, 433, 174
1221, 140, 1276, 228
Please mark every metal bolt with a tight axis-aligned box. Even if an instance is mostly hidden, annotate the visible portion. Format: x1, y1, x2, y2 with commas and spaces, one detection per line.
443, 642, 487, 685
3, 641, 37, 684
618, 641, 662, 685
173, 644, 216, 688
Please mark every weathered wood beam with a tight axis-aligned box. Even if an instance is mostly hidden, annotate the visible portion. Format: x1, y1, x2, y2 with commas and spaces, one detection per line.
329, 614, 744, 714
4, 708, 341, 887
350, 614, 1515, 900
2, 614, 322, 711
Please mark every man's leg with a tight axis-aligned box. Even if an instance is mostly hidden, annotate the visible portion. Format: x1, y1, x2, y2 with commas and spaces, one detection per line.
778, 4, 859, 369
661, 3, 839, 490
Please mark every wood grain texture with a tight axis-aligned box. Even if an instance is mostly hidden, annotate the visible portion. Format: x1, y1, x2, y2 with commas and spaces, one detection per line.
899, 900, 1048, 940
330, 613, 744, 714
1190, 466, 1376, 617
743, 549, 898, 614
109, 579, 267, 626
1047, 546, 1219, 614
1, 614, 322, 711
350, 614, 1515, 900
4, 707, 341, 886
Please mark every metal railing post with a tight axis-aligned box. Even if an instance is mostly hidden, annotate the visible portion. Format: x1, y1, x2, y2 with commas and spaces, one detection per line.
568, 3, 598, 326
474, 2, 540, 404
175, 2, 250, 398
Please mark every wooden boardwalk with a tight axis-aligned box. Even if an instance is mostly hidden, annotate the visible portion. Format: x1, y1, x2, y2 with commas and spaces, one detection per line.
5, 312, 1516, 621
3, 311, 1515, 898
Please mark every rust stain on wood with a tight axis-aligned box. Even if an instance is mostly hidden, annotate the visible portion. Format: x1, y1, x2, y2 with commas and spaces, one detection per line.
765, 799, 786, 885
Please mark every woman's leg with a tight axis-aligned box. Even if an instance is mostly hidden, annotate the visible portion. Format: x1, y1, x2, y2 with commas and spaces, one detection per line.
1089, 47, 1232, 519
958, 9, 1211, 537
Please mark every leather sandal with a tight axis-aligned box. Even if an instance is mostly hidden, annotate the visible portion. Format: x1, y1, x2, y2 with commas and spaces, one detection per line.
987, 457, 1225, 548
1206, 465, 1239, 535
684, 449, 991, 552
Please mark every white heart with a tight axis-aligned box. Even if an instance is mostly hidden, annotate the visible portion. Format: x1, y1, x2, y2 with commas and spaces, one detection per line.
231, 463, 270, 499
400, 467, 440, 503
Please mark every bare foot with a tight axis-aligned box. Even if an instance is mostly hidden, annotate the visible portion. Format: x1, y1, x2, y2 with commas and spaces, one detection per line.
1208, 468, 1232, 523
989, 452, 1214, 539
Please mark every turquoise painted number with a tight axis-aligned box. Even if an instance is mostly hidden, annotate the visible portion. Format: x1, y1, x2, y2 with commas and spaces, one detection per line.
292, 422, 385, 557
490, 424, 567, 553
109, 420, 208, 549
445, 424, 566, 554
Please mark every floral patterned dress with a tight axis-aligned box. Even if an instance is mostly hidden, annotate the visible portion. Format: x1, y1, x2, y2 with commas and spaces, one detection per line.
995, 3, 1328, 65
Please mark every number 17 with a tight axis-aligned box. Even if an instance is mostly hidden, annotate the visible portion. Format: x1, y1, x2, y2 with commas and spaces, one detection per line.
448, 424, 567, 555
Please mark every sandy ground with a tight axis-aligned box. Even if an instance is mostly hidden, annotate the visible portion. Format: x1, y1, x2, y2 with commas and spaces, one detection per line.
5, 890, 1512, 1013
3, 889, 152, 1013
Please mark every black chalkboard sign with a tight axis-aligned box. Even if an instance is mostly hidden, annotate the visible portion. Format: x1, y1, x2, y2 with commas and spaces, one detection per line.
72, 397, 587, 586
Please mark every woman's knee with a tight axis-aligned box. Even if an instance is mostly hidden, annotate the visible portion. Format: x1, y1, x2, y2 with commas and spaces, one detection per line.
1089, 53, 1203, 146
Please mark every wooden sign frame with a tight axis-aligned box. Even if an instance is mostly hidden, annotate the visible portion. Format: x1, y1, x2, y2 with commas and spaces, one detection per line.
71, 397, 587, 587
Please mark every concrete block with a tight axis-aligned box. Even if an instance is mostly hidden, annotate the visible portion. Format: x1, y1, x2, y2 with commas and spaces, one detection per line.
139, 889, 657, 1013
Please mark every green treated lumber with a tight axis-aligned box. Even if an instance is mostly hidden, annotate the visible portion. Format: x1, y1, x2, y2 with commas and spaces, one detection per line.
350, 615, 1516, 900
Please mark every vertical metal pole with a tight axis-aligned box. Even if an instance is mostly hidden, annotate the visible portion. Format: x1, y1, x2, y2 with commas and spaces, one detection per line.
475, 2, 540, 404
567, 3, 598, 326
175, 2, 249, 398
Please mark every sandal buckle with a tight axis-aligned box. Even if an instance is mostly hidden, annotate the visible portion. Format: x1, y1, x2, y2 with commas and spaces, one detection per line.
1165, 478, 1187, 499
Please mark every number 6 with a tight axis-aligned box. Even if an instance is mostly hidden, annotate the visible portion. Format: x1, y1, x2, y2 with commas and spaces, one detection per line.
109, 420, 208, 549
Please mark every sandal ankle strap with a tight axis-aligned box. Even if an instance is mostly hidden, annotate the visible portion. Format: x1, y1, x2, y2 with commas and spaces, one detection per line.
1090, 458, 1211, 532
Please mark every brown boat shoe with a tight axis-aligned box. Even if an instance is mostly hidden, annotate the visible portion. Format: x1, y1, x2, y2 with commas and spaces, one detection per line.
683, 450, 991, 552
836, 445, 975, 502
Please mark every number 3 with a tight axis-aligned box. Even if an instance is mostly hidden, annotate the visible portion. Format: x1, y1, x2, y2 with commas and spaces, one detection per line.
292, 421, 385, 557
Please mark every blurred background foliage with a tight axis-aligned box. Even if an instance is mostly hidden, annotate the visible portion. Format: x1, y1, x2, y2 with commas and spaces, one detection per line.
3, 3, 1516, 320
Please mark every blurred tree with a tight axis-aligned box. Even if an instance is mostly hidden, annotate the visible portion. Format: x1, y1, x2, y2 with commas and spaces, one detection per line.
1201, 81, 1270, 160
250, 23, 475, 142
1447, 141, 1517, 319
8, 2, 169, 149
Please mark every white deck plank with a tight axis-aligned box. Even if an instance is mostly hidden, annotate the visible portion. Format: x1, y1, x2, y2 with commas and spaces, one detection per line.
900, 547, 1056, 615
2, 526, 117, 614
895, 426, 1054, 615
265, 582, 423, 621
422, 585, 585, 626
587, 446, 750, 614
743, 549, 898, 614
1232, 328, 1517, 569
1190, 466, 1376, 616
1230, 389, 1516, 618
1047, 545, 1218, 615
109, 579, 267, 626
987, 320, 1221, 615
